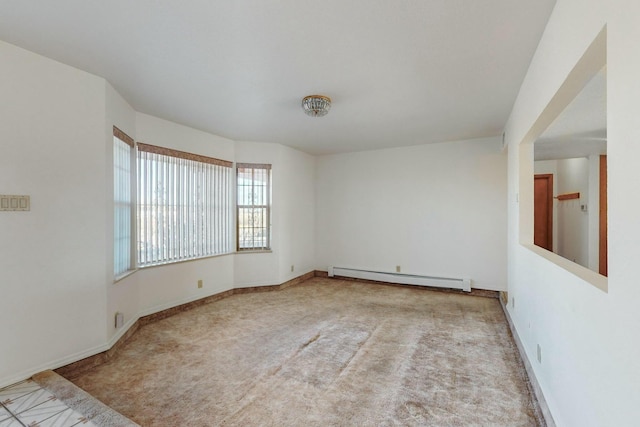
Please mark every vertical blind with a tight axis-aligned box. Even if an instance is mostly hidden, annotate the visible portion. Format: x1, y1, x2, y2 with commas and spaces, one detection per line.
137, 143, 233, 266
237, 163, 271, 251
113, 127, 134, 277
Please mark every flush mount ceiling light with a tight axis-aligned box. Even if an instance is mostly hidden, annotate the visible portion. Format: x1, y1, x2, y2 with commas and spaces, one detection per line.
302, 95, 331, 117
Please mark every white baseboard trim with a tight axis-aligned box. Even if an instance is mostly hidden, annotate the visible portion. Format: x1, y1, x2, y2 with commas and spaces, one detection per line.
137, 286, 234, 318
233, 281, 278, 288
1, 290, 232, 388
501, 300, 556, 427
0, 342, 109, 389
2, 273, 312, 389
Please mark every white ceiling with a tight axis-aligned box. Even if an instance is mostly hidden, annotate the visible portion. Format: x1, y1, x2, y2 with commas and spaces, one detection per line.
535, 67, 607, 161
0, 0, 556, 155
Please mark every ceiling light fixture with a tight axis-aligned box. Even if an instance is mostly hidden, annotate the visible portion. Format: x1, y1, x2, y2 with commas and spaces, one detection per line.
302, 95, 331, 117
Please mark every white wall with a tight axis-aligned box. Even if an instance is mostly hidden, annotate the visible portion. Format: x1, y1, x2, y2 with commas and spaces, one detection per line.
134, 113, 237, 312
233, 141, 317, 287
535, 158, 591, 266
556, 157, 589, 266
316, 137, 507, 290
137, 255, 235, 316
0, 42, 318, 387
505, 0, 640, 425
0, 41, 109, 385
276, 145, 316, 283
8, 6, 639, 425
105, 83, 139, 345
234, 141, 281, 287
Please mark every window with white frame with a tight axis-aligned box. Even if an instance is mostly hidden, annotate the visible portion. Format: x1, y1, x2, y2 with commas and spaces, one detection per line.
237, 163, 271, 251
113, 127, 135, 277
137, 143, 233, 266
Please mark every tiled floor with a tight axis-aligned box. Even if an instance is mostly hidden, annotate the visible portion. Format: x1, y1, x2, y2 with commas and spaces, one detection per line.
0, 380, 94, 427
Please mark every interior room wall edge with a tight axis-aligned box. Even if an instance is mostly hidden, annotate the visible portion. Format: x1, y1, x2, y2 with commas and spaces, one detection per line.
503, 0, 640, 425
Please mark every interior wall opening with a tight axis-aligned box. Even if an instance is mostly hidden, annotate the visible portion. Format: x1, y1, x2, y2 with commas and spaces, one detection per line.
518, 26, 608, 291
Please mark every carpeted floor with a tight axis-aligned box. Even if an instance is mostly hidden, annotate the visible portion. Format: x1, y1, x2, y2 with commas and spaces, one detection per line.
68, 278, 541, 426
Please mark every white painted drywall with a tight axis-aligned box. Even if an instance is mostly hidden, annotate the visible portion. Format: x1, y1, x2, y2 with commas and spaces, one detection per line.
0, 41, 109, 385
534, 157, 597, 271
504, 0, 640, 425
8, 8, 639, 427
316, 137, 507, 290
134, 113, 237, 310
0, 42, 319, 387
276, 145, 317, 283
105, 82, 139, 345
534, 157, 597, 267
556, 157, 589, 267
234, 141, 281, 287
233, 141, 316, 287
137, 255, 235, 316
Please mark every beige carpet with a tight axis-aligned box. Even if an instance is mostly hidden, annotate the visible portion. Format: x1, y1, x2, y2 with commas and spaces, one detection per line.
68, 278, 541, 426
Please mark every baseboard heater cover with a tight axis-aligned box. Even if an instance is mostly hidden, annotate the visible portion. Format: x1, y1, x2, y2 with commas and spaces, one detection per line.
328, 266, 471, 292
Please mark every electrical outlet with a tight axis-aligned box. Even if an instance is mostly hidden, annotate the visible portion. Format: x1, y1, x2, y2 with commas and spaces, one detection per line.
512, 297, 515, 309
537, 344, 542, 363
396, 265, 401, 273
114, 312, 124, 329
197, 279, 203, 289
291, 265, 294, 272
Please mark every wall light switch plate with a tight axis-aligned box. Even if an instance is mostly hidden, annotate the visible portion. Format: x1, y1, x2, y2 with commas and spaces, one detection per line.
0, 195, 30, 211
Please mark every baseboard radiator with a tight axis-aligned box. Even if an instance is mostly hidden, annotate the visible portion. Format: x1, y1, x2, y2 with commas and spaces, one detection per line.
328, 266, 471, 292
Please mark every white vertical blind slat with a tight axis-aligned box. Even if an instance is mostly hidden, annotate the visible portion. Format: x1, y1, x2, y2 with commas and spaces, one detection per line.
136, 149, 232, 266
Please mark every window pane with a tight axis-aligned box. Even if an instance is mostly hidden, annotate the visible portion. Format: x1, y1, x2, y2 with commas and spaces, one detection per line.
114, 135, 132, 276
236, 164, 271, 251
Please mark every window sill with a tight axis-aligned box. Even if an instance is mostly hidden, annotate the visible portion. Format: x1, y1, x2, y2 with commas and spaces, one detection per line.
138, 252, 235, 270
114, 268, 138, 284
522, 243, 608, 293
117, 251, 272, 278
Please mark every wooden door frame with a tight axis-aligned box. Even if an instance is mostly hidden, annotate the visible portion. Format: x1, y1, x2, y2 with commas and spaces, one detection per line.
534, 174, 554, 251
599, 155, 608, 276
